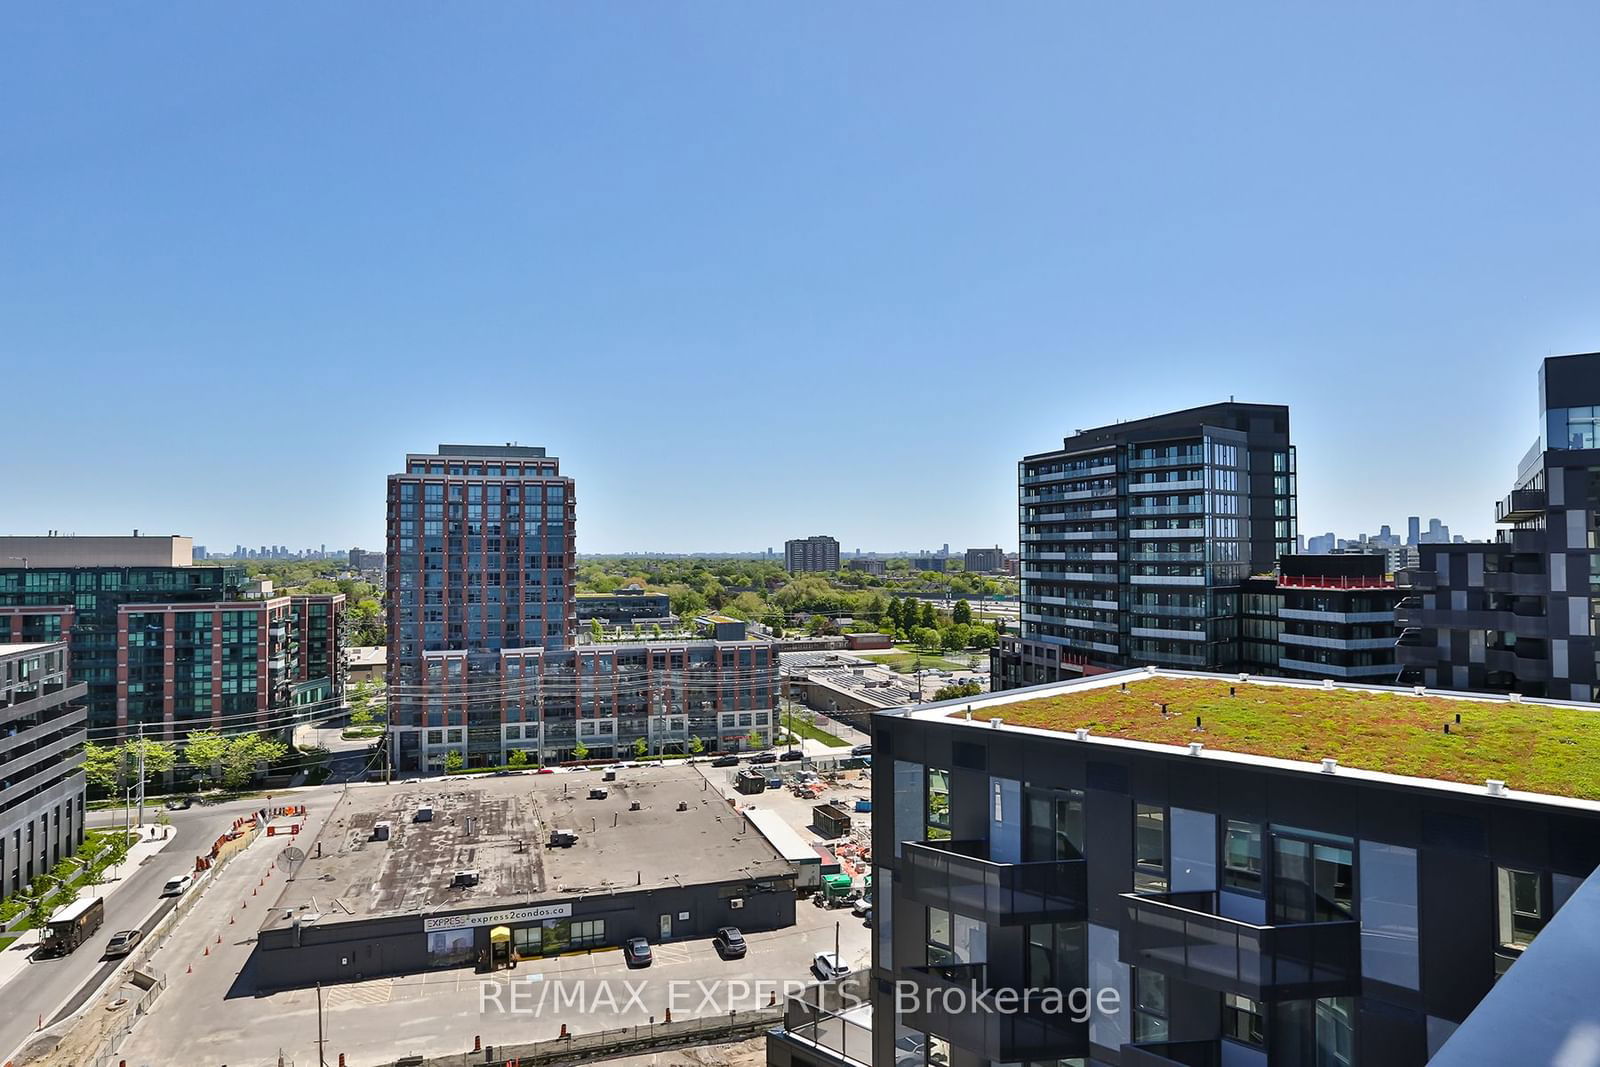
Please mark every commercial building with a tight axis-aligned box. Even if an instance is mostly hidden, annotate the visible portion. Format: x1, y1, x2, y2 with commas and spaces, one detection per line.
964, 547, 1007, 574
575, 588, 674, 627
348, 547, 385, 571
0, 642, 87, 903
1397, 353, 1600, 701
845, 559, 887, 575
910, 556, 950, 573
786, 536, 841, 574
0, 554, 346, 738
0, 533, 192, 569
251, 765, 797, 990
768, 669, 1600, 1067
997, 403, 1296, 690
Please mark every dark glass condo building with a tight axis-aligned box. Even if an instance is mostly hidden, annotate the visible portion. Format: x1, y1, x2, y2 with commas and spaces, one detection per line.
998, 403, 1296, 689
1397, 352, 1600, 700
767, 670, 1600, 1067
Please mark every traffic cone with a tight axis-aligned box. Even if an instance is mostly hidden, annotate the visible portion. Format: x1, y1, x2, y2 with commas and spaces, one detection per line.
186, 964, 191, 974
204, 946, 209, 957
216, 935, 222, 944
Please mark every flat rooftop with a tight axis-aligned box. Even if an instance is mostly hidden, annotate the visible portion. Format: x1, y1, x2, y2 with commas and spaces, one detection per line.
930, 670, 1600, 802
263, 764, 791, 930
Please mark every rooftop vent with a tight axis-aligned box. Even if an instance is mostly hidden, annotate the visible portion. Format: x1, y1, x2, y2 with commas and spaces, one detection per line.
989, 716, 1003, 729
1074, 728, 1089, 741
1320, 758, 1338, 774
1487, 779, 1507, 796
1322, 679, 1335, 690
1413, 686, 1426, 696
1187, 742, 1204, 756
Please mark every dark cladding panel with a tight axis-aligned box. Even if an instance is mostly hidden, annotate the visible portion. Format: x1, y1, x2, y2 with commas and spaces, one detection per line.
1419, 846, 1495, 1019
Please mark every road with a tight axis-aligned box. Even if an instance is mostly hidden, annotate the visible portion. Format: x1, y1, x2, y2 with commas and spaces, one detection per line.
0, 795, 285, 1066
293, 721, 383, 784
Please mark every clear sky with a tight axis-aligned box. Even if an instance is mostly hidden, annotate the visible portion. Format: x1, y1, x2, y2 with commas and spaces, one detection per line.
5, 4, 1600, 554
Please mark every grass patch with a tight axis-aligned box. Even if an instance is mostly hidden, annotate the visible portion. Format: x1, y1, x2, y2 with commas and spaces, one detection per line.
342, 726, 385, 739
783, 713, 850, 748
960, 676, 1600, 799
860, 649, 973, 673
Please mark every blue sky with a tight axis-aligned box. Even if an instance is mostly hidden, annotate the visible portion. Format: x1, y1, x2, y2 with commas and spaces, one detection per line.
5, 5, 1600, 553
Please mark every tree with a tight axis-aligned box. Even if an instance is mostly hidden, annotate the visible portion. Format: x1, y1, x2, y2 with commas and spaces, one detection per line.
24, 875, 58, 932
747, 730, 766, 750
83, 742, 121, 793
952, 599, 973, 626
573, 738, 590, 761
806, 614, 837, 636
219, 734, 287, 788
183, 731, 229, 784
687, 735, 704, 756
444, 749, 465, 774
941, 626, 967, 651
969, 626, 997, 651
632, 735, 649, 759
651, 623, 664, 639
919, 601, 937, 629
507, 748, 529, 769
590, 618, 605, 642
933, 680, 985, 701
912, 626, 941, 650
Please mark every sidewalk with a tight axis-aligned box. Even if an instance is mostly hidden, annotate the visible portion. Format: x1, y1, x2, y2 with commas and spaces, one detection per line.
0, 825, 174, 991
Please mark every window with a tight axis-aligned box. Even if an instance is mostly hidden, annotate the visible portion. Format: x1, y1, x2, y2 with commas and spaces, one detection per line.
1026, 921, 1085, 990
1224, 820, 1263, 893
1133, 969, 1168, 1042
927, 768, 951, 841
1134, 804, 1167, 893
1223, 992, 1265, 1047
1273, 837, 1354, 923
927, 907, 953, 966
1027, 789, 1085, 861
1497, 866, 1545, 964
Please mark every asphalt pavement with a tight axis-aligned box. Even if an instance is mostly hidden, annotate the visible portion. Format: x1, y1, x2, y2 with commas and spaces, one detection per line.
0, 796, 282, 1066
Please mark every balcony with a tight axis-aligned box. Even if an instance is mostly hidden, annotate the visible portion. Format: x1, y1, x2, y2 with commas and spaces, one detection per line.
1119, 891, 1360, 1001
1485, 648, 1551, 682
1121, 1041, 1223, 1067
899, 839, 1086, 925
1131, 527, 1205, 539
897, 962, 1089, 1062
1496, 488, 1546, 524
1279, 658, 1398, 678
1129, 453, 1204, 469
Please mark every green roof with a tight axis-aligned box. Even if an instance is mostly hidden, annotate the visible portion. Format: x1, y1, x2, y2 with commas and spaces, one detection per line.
950, 675, 1600, 801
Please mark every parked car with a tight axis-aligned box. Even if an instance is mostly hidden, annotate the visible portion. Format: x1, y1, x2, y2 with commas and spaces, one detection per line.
710, 755, 740, 768
851, 896, 873, 918
160, 873, 193, 897
851, 744, 872, 757
713, 926, 747, 959
811, 951, 848, 981
747, 752, 777, 765
103, 929, 143, 958
623, 937, 653, 967
779, 750, 804, 761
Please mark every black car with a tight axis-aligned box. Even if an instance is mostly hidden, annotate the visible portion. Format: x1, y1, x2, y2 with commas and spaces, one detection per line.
747, 752, 778, 765
779, 750, 804, 761
623, 936, 653, 967
851, 744, 872, 757
165, 797, 193, 810
713, 926, 747, 959
710, 755, 740, 768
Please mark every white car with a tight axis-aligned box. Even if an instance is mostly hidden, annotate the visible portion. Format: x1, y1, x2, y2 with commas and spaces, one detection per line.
160, 873, 193, 897
811, 951, 848, 981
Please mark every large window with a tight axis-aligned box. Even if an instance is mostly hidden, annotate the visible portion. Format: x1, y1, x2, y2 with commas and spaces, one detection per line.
928, 907, 954, 966
1134, 804, 1167, 893
1132, 968, 1168, 1042
927, 768, 951, 841
1223, 992, 1265, 1047
1224, 819, 1263, 893
1026, 921, 1085, 990
1027, 789, 1085, 861
1273, 837, 1353, 923
1497, 866, 1545, 973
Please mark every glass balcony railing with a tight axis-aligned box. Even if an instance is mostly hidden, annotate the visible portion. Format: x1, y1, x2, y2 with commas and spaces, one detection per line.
900, 839, 1086, 924
1118, 891, 1360, 1000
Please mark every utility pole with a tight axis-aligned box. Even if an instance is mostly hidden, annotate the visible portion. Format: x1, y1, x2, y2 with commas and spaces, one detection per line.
316, 981, 327, 1065
135, 723, 146, 833
834, 919, 840, 971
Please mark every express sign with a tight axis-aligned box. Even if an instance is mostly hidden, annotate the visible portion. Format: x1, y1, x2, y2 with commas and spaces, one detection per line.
422, 902, 573, 933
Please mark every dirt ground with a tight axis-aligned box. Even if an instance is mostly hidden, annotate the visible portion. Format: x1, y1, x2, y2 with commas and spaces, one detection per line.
592, 1036, 768, 1067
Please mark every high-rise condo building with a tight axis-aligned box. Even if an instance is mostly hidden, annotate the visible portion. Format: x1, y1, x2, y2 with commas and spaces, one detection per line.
0, 641, 86, 903
997, 403, 1295, 689
1398, 352, 1600, 701
785, 535, 841, 574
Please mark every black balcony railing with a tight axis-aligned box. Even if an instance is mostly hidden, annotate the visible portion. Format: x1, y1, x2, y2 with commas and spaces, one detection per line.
1496, 488, 1546, 524
900, 839, 1086, 924
1119, 891, 1360, 1000
1121, 1040, 1223, 1067
897, 961, 1089, 1062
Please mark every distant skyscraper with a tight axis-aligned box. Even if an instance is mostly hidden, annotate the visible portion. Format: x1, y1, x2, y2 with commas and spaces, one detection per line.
1408, 516, 1421, 546
784, 535, 840, 573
